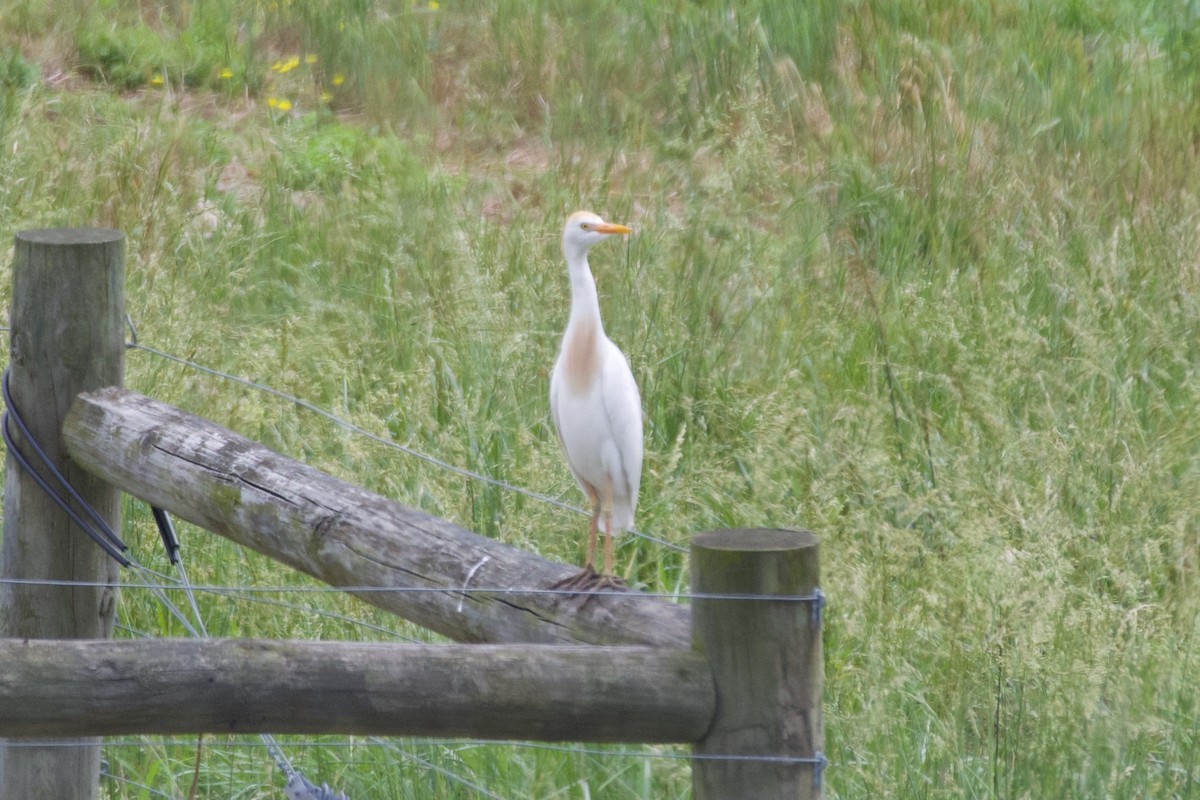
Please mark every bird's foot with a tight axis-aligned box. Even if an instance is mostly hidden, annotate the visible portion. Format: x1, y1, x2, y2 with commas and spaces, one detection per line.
549, 565, 629, 594
588, 572, 629, 592
548, 565, 600, 592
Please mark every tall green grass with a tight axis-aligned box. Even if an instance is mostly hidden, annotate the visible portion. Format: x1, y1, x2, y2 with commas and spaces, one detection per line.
1, 0, 1198, 797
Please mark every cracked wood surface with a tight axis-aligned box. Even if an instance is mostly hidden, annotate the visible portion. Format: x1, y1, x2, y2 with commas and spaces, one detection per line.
63, 388, 690, 647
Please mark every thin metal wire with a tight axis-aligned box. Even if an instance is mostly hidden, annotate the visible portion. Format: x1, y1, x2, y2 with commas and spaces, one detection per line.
0, 367, 207, 636
151, 507, 211, 641
477, 740, 829, 767
112, 565, 327, 795
117, 586, 422, 643
0, 357, 330, 795
0, 328, 828, 791
100, 761, 180, 800
41, 736, 827, 767
173, 557, 208, 636
1, 368, 130, 563
368, 738, 511, 800
0, 576, 824, 604
0, 422, 128, 564
126, 340, 688, 554
100, 625, 495, 799
198, 586, 425, 643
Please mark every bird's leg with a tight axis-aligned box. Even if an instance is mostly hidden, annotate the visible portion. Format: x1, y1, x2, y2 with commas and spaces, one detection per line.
584, 505, 600, 572
603, 520, 614, 576
590, 479, 627, 591
549, 491, 603, 592
601, 478, 615, 576
549, 499, 627, 594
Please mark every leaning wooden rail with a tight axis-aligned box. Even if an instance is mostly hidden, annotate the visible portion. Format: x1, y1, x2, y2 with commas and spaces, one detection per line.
0, 639, 714, 741
63, 387, 689, 648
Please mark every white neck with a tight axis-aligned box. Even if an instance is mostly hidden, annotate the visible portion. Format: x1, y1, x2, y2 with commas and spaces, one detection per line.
566, 250, 604, 331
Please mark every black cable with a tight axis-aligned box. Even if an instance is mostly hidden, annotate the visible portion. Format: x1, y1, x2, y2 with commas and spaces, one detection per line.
4, 354, 352, 797
150, 506, 181, 566
1, 367, 131, 566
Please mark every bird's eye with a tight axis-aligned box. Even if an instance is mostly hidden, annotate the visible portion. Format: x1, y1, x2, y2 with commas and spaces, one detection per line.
580, 223, 590, 231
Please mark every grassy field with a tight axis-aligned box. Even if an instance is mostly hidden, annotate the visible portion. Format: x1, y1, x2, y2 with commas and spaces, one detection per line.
2, 0, 1199, 797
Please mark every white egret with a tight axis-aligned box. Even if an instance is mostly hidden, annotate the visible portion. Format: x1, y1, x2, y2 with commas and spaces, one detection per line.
549, 211, 642, 590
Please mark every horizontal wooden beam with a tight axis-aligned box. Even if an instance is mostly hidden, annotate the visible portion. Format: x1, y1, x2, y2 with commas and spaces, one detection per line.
63, 388, 689, 647
0, 638, 713, 741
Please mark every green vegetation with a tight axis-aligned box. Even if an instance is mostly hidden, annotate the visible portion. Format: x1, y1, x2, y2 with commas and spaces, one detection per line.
1, 0, 1198, 797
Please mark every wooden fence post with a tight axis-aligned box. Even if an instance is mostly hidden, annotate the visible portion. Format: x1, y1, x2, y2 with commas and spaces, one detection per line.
0, 228, 125, 800
691, 528, 824, 800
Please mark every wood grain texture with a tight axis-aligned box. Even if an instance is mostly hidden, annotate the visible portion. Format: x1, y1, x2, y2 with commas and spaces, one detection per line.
63, 388, 691, 647
0, 228, 125, 800
0, 639, 714, 742
691, 529, 824, 800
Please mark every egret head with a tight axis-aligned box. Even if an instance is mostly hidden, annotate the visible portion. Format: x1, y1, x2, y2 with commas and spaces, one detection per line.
561, 210, 631, 266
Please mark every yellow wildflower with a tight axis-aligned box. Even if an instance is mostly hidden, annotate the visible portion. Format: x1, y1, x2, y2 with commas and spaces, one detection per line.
219, 68, 234, 79
272, 56, 301, 74
331, 73, 345, 86
429, 1, 440, 8
276, 99, 293, 111
320, 91, 332, 103
150, 73, 164, 86
305, 54, 318, 65
267, 97, 279, 108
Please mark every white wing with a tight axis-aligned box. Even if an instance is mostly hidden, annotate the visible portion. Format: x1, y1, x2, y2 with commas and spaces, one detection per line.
598, 336, 643, 524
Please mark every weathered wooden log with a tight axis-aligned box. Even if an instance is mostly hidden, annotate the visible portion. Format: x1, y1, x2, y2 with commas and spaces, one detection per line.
691, 529, 824, 800
0, 638, 713, 742
63, 388, 690, 647
1, 228, 125, 800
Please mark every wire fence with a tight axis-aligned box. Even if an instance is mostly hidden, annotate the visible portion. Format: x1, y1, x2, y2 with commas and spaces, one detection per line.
0, 576, 823, 604
87, 736, 695, 800
126, 338, 688, 555
0, 331, 827, 799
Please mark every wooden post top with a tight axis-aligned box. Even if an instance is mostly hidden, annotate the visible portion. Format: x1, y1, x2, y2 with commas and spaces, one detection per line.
16, 228, 125, 245
692, 528, 817, 552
